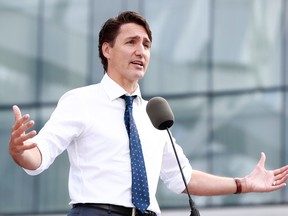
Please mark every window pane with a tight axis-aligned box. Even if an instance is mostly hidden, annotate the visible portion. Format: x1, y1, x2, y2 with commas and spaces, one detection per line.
0, 108, 38, 214
210, 92, 283, 205
213, 0, 282, 90
156, 97, 209, 207
0, 1, 38, 105
40, 0, 89, 102
142, 0, 210, 95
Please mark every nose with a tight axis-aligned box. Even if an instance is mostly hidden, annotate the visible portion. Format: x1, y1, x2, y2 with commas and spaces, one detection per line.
134, 43, 145, 56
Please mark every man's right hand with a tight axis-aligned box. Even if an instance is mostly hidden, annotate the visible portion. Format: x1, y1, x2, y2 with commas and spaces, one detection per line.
9, 105, 41, 170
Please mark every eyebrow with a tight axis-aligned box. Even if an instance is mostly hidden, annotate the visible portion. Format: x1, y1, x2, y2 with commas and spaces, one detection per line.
126, 35, 151, 43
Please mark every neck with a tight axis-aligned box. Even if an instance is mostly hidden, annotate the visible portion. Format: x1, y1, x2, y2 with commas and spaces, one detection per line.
107, 72, 139, 95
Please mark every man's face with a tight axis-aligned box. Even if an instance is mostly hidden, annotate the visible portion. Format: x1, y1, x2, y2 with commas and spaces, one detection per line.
104, 23, 151, 86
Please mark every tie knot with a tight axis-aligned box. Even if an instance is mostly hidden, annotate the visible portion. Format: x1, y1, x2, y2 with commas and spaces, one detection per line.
121, 95, 136, 108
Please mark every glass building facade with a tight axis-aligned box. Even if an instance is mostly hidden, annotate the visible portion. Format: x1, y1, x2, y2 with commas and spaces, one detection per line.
0, 0, 288, 214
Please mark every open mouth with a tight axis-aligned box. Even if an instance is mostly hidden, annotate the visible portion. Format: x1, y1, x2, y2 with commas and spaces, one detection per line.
131, 60, 144, 67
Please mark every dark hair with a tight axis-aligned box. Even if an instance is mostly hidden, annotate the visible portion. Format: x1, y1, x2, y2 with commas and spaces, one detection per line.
98, 11, 152, 72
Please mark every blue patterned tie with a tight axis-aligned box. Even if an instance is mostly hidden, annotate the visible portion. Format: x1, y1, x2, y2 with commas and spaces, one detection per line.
122, 95, 150, 213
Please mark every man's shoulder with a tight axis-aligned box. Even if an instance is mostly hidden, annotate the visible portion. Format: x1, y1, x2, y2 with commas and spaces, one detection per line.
58, 83, 103, 103
67, 83, 102, 95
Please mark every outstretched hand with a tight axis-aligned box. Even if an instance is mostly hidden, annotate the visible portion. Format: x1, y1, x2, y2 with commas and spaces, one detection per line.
243, 152, 288, 193
9, 105, 37, 157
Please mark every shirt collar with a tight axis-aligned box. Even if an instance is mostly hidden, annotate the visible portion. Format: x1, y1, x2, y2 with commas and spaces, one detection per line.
101, 73, 143, 104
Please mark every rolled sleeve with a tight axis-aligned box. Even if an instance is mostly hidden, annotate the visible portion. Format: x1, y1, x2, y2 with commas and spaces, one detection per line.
23, 140, 49, 175
160, 137, 193, 194
164, 163, 192, 194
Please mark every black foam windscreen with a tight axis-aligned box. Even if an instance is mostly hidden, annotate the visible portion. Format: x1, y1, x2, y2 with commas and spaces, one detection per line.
146, 97, 174, 130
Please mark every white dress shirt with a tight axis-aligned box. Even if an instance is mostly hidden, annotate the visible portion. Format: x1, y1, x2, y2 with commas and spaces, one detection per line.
25, 74, 193, 215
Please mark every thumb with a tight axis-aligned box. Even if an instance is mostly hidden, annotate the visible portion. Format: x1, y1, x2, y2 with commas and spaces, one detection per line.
257, 152, 266, 168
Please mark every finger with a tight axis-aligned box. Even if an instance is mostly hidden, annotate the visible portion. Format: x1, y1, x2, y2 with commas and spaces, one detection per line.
275, 170, 288, 183
269, 183, 287, 192
274, 179, 288, 187
10, 118, 36, 152
21, 142, 38, 151
13, 105, 22, 121
10, 142, 37, 155
274, 165, 288, 176
12, 110, 34, 134
274, 169, 288, 181
18, 120, 35, 136
12, 105, 32, 132
10, 130, 37, 157
257, 152, 266, 168
14, 130, 37, 144
12, 119, 34, 138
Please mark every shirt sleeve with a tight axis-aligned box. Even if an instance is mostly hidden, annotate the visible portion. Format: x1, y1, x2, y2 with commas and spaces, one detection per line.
24, 89, 87, 175
159, 135, 193, 194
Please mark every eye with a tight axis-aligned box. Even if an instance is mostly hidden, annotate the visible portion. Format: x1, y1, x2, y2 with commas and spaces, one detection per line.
127, 40, 135, 45
144, 43, 151, 49
143, 39, 151, 49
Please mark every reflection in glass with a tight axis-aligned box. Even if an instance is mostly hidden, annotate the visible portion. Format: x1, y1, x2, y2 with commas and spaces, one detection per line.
0, 1, 38, 105
213, 0, 282, 90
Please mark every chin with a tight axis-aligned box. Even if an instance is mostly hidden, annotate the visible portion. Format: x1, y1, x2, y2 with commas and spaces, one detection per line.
133, 70, 146, 79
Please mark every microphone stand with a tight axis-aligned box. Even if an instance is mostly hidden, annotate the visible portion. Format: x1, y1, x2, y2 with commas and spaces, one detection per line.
166, 128, 200, 216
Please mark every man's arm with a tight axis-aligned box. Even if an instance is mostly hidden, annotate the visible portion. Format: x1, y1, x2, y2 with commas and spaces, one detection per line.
184, 152, 288, 195
9, 105, 42, 170
184, 170, 237, 195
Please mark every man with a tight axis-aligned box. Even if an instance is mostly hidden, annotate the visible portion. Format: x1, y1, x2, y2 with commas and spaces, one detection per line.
9, 11, 288, 216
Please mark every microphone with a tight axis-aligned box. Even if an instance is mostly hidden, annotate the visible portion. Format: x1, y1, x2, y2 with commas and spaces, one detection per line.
146, 97, 174, 130
146, 97, 200, 216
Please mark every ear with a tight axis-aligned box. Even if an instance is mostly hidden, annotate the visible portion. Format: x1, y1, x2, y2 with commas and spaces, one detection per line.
102, 42, 111, 59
